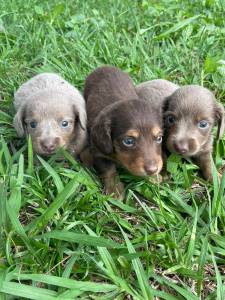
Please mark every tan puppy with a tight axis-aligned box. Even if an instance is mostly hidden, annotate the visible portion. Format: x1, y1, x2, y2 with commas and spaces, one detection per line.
136, 80, 225, 181
14, 73, 87, 156
164, 85, 224, 181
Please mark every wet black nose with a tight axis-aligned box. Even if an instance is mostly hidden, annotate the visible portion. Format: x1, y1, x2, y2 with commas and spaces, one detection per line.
174, 141, 189, 154
144, 161, 158, 175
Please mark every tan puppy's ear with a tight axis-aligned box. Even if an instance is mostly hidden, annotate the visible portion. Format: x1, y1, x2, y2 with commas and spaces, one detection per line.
13, 105, 26, 137
214, 102, 225, 139
91, 115, 112, 155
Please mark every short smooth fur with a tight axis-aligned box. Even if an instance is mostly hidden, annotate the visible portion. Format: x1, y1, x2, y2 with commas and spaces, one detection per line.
14, 73, 87, 156
136, 80, 225, 180
164, 85, 224, 180
83, 66, 164, 197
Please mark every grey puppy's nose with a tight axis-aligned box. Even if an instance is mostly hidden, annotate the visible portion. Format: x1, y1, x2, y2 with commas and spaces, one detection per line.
40, 138, 58, 153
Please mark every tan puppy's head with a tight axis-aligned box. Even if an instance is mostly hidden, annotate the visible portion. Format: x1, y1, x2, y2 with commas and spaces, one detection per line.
164, 85, 225, 157
91, 99, 164, 176
13, 91, 87, 156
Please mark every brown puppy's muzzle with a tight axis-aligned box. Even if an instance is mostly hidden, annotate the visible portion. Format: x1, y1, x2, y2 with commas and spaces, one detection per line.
116, 153, 163, 177
144, 159, 159, 175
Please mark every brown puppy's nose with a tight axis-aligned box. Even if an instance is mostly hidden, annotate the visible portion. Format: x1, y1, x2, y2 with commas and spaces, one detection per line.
40, 138, 58, 153
144, 161, 158, 175
174, 141, 188, 154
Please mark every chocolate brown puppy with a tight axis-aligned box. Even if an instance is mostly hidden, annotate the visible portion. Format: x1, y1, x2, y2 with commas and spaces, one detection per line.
164, 85, 225, 181
84, 66, 164, 197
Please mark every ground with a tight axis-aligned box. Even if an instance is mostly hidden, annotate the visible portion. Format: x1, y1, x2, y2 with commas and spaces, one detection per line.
0, 0, 225, 299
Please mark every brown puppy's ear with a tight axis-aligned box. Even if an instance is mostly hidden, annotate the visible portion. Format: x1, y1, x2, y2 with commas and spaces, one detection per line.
214, 102, 225, 139
13, 105, 26, 137
162, 96, 170, 113
91, 116, 112, 155
73, 105, 87, 131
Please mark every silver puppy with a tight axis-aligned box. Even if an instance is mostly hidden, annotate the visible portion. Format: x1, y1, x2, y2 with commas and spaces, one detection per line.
14, 73, 87, 156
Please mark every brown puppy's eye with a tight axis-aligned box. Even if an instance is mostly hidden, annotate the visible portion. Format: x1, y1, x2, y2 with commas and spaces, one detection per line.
166, 115, 176, 126
122, 136, 136, 147
198, 120, 209, 129
155, 136, 162, 144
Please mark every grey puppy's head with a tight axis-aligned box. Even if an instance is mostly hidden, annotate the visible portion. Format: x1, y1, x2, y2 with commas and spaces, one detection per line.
13, 90, 87, 156
164, 85, 225, 157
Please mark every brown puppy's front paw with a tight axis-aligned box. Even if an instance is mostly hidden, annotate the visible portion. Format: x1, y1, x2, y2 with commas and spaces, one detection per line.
148, 174, 163, 184
104, 179, 125, 200
80, 147, 94, 168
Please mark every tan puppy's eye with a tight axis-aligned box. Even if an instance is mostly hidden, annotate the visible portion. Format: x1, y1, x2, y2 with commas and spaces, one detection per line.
155, 135, 162, 144
166, 115, 176, 126
122, 136, 136, 147
198, 120, 209, 129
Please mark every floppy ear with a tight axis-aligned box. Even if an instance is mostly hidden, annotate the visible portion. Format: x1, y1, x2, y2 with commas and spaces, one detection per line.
162, 96, 170, 113
91, 115, 113, 155
73, 104, 87, 131
77, 107, 87, 131
214, 102, 225, 139
13, 105, 26, 137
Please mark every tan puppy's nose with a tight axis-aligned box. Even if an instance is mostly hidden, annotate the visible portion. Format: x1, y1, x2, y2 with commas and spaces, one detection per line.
144, 160, 158, 175
174, 140, 188, 154
40, 138, 58, 153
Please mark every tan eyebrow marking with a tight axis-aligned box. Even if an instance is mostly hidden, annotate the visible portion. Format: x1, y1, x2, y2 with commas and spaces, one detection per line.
125, 129, 140, 138
152, 127, 162, 137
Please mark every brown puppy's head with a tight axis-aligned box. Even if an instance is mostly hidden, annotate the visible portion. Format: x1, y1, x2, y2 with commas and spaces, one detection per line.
13, 91, 87, 156
164, 85, 225, 157
91, 99, 163, 176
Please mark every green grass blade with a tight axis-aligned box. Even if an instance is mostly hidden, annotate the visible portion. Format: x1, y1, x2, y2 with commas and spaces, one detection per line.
39, 230, 122, 248
209, 246, 225, 300
0, 281, 57, 300
27, 135, 34, 175
185, 207, 198, 266
156, 15, 201, 39
119, 226, 153, 300
12, 273, 117, 293
38, 155, 64, 193
28, 175, 80, 231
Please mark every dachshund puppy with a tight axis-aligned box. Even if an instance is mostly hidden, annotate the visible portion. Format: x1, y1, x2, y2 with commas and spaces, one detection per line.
164, 85, 225, 181
14, 73, 87, 156
136, 80, 225, 181
136, 79, 179, 110
84, 66, 164, 197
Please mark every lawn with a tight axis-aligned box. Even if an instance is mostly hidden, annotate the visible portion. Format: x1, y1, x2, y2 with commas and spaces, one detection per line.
0, 0, 225, 299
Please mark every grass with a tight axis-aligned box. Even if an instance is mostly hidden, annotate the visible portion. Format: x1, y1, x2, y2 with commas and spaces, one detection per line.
0, 0, 225, 299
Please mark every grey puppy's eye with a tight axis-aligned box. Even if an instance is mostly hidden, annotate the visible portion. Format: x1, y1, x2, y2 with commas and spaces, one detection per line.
61, 120, 69, 128
198, 120, 209, 129
122, 136, 135, 147
30, 121, 37, 129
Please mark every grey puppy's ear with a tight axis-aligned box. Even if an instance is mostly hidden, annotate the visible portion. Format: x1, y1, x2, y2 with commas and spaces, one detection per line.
214, 102, 225, 139
13, 105, 26, 137
91, 115, 113, 155
73, 105, 87, 131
